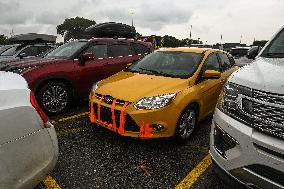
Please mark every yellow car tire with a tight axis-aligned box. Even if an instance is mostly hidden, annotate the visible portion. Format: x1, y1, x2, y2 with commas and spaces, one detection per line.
175, 105, 197, 143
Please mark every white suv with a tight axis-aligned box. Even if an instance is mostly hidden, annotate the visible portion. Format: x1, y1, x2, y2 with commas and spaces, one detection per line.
0, 71, 58, 189
210, 26, 284, 189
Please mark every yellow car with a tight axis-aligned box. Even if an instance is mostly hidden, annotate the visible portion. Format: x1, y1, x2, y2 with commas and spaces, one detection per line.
89, 48, 238, 141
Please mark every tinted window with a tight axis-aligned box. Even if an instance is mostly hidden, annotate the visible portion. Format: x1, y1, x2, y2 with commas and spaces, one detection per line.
132, 43, 149, 55
203, 53, 220, 71
218, 53, 231, 71
126, 51, 202, 78
108, 44, 132, 57
38, 46, 52, 55
20, 46, 38, 56
83, 44, 107, 58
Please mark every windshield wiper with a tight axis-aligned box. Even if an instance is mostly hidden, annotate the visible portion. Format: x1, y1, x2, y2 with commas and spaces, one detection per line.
138, 67, 159, 74
138, 67, 174, 77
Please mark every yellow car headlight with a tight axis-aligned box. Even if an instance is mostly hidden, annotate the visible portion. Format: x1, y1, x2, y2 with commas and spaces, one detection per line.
134, 93, 176, 110
90, 81, 100, 98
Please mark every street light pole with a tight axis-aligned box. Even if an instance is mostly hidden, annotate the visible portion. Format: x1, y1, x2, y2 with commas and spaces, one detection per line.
190, 25, 192, 39
130, 11, 134, 27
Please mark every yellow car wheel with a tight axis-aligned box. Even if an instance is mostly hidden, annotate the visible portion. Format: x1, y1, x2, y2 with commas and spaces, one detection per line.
175, 105, 197, 143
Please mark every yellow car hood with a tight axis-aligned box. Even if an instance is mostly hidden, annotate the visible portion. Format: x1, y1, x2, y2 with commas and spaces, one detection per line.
96, 71, 190, 102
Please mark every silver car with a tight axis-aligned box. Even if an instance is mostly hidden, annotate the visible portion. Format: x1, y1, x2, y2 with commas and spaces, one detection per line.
0, 71, 58, 189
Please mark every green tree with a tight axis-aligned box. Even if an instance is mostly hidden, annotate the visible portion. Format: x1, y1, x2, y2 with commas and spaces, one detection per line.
0, 34, 8, 45
180, 38, 191, 46
162, 35, 182, 47
57, 17, 96, 42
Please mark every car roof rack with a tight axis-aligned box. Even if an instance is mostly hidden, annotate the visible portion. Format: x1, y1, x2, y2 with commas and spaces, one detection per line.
85, 22, 136, 39
8, 33, 57, 44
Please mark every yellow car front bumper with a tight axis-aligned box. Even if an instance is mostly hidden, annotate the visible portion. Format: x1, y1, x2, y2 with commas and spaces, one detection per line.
89, 95, 182, 139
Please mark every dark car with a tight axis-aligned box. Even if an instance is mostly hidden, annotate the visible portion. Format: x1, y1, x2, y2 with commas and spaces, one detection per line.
0, 44, 55, 61
0, 33, 56, 62
1, 38, 152, 115
230, 47, 250, 58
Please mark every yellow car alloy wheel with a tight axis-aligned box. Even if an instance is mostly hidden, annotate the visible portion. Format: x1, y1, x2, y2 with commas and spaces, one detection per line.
175, 105, 197, 142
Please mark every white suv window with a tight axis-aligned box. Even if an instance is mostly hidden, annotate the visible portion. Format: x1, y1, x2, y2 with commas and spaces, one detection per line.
267, 29, 284, 54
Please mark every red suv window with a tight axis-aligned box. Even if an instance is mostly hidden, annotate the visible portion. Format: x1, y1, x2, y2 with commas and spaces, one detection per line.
108, 44, 133, 57
132, 43, 150, 55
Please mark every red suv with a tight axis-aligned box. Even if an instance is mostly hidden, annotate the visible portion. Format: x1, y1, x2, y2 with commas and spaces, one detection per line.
1, 38, 152, 114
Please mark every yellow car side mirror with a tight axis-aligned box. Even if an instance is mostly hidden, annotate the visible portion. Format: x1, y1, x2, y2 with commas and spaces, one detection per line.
202, 70, 221, 79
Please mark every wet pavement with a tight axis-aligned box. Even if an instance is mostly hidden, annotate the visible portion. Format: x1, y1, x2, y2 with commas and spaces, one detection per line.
38, 101, 231, 189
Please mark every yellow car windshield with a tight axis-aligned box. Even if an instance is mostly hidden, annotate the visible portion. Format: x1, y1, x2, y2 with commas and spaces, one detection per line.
126, 51, 203, 78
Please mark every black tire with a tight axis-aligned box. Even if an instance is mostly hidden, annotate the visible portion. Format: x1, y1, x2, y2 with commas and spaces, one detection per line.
37, 81, 71, 115
175, 105, 197, 143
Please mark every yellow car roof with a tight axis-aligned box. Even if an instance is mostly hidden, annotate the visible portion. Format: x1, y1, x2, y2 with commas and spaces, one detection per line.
157, 47, 218, 54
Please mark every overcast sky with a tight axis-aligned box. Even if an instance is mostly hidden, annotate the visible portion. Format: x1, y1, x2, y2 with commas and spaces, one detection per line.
0, 0, 283, 44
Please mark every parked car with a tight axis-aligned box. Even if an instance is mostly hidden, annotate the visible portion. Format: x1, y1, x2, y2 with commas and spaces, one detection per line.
0, 43, 55, 61
0, 71, 58, 189
89, 47, 238, 142
0, 33, 56, 62
210, 26, 284, 188
230, 46, 250, 58
0, 38, 152, 115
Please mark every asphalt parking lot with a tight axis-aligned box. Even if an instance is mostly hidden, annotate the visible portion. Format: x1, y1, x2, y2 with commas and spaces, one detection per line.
36, 101, 232, 189
35, 56, 253, 189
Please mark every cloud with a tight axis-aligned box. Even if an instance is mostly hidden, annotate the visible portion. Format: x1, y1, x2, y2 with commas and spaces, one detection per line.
35, 11, 75, 25
94, 1, 193, 31
0, 0, 32, 25
0, 0, 283, 44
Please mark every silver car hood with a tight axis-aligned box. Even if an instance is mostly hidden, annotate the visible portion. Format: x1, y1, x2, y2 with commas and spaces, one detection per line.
229, 57, 284, 95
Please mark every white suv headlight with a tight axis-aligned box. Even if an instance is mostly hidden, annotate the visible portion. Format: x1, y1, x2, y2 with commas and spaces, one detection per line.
134, 93, 176, 110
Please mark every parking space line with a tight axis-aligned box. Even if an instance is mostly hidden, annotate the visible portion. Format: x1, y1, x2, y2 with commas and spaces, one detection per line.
57, 112, 89, 123
43, 175, 61, 189
175, 154, 212, 189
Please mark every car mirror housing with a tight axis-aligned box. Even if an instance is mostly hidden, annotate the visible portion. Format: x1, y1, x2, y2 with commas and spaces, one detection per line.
202, 70, 221, 79
79, 53, 95, 64
18, 53, 27, 59
247, 46, 260, 59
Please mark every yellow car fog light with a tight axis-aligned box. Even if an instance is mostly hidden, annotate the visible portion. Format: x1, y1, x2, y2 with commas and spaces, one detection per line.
151, 124, 164, 131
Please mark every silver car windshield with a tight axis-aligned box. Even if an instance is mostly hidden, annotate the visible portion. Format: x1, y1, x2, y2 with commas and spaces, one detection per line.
0, 46, 21, 56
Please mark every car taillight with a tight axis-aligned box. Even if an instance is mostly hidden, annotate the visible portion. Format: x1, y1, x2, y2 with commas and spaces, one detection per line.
30, 91, 49, 123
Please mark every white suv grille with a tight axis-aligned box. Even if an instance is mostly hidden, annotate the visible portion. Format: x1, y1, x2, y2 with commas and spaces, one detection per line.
251, 90, 284, 139
254, 89, 284, 106
240, 89, 284, 139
